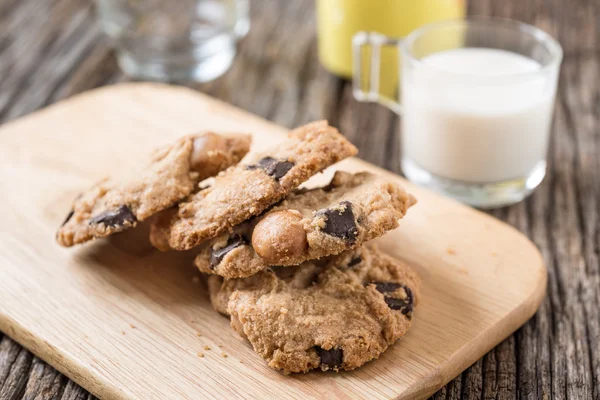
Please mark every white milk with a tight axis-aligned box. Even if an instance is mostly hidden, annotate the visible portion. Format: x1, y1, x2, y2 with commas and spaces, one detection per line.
402, 48, 556, 183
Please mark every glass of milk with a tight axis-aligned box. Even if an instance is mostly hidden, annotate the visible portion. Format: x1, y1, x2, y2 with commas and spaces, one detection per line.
352, 18, 563, 208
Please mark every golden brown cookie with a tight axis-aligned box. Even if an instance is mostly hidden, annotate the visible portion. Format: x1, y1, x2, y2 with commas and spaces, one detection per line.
56, 132, 251, 247
207, 244, 420, 374
195, 171, 416, 278
150, 121, 358, 251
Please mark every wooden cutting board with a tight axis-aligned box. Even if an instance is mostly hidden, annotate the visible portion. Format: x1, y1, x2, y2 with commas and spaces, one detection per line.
0, 83, 546, 400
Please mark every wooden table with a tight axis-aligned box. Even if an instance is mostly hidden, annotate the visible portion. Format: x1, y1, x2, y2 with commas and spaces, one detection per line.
0, 0, 598, 399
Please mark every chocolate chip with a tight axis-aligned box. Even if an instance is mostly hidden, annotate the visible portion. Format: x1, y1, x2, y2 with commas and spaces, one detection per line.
315, 346, 343, 368
247, 157, 294, 180
384, 295, 414, 318
347, 256, 362, 268
210, 235, 247, 269
61, 210, 74, 226
89, 205, 136, 227
317, 201, 357, 241
373, 282, 401, 293
370, 282, 414, 318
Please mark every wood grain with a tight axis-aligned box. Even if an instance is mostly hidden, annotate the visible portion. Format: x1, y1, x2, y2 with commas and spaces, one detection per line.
0, 0, 598, 399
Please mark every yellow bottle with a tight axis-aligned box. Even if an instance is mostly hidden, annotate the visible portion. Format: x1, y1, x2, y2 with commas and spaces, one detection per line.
317, 0, 466, 97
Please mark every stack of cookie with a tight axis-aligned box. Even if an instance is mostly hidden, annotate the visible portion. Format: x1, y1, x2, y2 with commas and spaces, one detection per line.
57, 121, 420, 374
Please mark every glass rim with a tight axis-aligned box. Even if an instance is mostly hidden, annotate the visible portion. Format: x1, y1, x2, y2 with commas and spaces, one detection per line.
399, 16, 563, 81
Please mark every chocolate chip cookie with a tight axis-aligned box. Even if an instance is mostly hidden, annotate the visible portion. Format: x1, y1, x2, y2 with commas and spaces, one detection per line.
195, 171, 416, 278
150, 121, 358, 251
56, 132, 251, 247
207, 244, 420, 373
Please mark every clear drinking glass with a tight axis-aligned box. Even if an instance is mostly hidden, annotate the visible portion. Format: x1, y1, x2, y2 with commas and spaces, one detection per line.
96, 0, 249, 82
353, 18, 563, 208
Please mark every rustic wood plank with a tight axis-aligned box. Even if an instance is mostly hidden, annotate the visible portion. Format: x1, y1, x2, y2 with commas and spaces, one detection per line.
22, 359, 66, 400
0, 0, 598, 398
337, 84, 398, 170
196, 0, 324, 128
51, 41, 123, 101
461, 359, 482, 400
59, 381, 96, 400
0, 337, 33, 400
2, 1, 100, 121
0, 0, 98, 121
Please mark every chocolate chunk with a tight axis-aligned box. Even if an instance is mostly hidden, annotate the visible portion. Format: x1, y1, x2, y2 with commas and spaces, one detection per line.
210, 235, 247, 269
384, 295, 414, 318
373, 282, 401, 293
268, 161, 294, 180
347, 256, 362, 268
315, 346, 343, 368
317, 201, 357, 241
61, 210, 74, 226
371, 282, 414, 318
89, 205, 136, 227
247, 157, 294, 180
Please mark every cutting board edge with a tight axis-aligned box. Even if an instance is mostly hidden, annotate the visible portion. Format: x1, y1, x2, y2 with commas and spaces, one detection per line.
0, 312, 128, 400
406, 253, 547, 398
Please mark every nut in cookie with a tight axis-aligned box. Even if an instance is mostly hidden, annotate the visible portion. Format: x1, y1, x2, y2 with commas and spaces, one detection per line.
150, 121, 358, 251
195, 171, 416, 278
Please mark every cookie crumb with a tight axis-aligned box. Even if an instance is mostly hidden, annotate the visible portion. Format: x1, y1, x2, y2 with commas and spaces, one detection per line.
192, 276, 200, 284
197, 352, 204, 358
218, 344, 223, 348
129, 324, 136, 329
121, 331, 126, 335
447, 248, 456, 255
204, 345, 211, 351
196, 332, 202, 337
221, 352, 228, 358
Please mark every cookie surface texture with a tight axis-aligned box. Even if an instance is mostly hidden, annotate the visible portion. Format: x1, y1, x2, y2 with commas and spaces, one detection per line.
195, 171, 416, 278
151, 121, 358, 251
57, 132, 251, 246
207, 244, 421, 373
